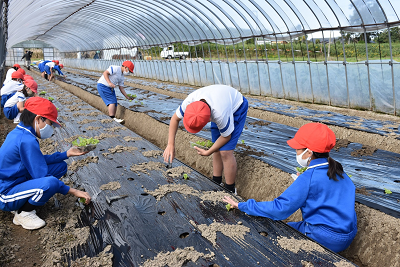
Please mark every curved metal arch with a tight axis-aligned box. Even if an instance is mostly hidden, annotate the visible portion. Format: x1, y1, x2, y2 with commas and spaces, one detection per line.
280, 0, 309, 32
177, 0, 229, 40
374, 0, 390, 23
172, 0, 224, 41
38, 31, 94, 51
302, 0, 334, 29
71, 9, 157, 48
349, 0, 366, 26
260, 1, 292, 35
132, 0, 196, 43
111, 1, 187, 44
232, 0, 269, 35
246, 0, 280, 36
86, 2, 174, 47
323, 0, 347, 29
149, 0, 211, 42
385, 0, 400, 21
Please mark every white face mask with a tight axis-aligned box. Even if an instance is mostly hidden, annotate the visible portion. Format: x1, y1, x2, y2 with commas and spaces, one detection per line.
123, 69, 130, 75
35, 119, 54, 139
296, 149, 311, 167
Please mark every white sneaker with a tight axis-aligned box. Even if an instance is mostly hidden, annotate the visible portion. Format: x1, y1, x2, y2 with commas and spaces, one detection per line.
13, 210, 46, 230
13, 113, 22, 123
113, 117, 125, 124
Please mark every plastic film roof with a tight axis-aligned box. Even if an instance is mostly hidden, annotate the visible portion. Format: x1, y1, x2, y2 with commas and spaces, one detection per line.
7, 0, 400, 52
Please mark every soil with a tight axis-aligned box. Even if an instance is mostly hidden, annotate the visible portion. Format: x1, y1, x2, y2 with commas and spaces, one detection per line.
72, 112, 85, 117
70, 245, 113, 267
145, 184, 199, 201
247, 120, 271, 127
351, 145, 378, 157
165, 165, 192, 178
141, 246, 214, 267
94, 133, 119, 140
39, 138, 56, 155
87, 111, 102, 116
100, 181, 121, 191
334, 139, 351, 151
100, 118, 114, 123
123, 136, 142, 142
106, 126, 125, 132
68, 156, 99, 172
77, 119, 96, 124
355, 187, 371, 196
130, 161, 166, 175
107, 145, 138, 154
190, 220, 250, 246
142, 150, 163, 158
276, 236, 325, 254
46, 69, 400, 266
86, 126, 102, 131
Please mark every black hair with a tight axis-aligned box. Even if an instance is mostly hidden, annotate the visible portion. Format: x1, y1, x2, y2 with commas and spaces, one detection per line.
12, 66, 18, 71
20, 109, 37, 126
313, 152, 344, 181
20, 109, 48, 126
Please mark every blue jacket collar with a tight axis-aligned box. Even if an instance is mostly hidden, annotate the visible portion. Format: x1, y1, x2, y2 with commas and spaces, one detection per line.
18, 122, 37, 137
309, 157, 328, 167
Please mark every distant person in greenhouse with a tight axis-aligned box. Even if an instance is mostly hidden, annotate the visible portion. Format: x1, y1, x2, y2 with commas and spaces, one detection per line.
3, 64, 21, 85
97, 61, 135, 124
1, 71, 24, 108
4, 79, 38, 123
0, 97, 91, 230
223, 123, 357, 253
163, 85, 248, 194
53, 63, 66, 78
43, 60, 59, 81
38, 60, 52, 80
21, 50, 33, 70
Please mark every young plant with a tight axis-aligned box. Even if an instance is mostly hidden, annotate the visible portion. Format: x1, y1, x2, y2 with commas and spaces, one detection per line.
39, 91, 46, 95
48, 97, 54, 101
295, 166, 308, 174
226, 203, 232, 211
140, 102, 144, 105
241, 140, 245, 144
384, 188, 392, 194
183, 173, 188, 180
78, 197, 86, 203
56, 108, 59, 111
72, 137, 100, 147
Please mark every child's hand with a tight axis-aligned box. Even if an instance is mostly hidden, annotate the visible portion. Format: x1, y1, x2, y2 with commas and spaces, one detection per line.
68, 188, 91, 204
67, 147, 89, 157
194, 146, 211, 156
223, 196, 239, 209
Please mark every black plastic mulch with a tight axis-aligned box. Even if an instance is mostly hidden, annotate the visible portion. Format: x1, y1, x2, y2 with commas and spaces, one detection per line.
55, 72, 400, 219
41, 86, 354, 266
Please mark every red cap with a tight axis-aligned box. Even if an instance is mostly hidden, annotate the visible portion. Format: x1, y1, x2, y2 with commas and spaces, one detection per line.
54, 60, 59, 65
24, 79, 38, 93
23, 75, 34, 80
17, 68, 26, 75
287, 123, 336, 153
11, 71, 24, 80
183, 101, 211, 133
24, 97, 60, 127
122, 61, 134, 73
13, 64, 20, 68
59, 64, 64, 69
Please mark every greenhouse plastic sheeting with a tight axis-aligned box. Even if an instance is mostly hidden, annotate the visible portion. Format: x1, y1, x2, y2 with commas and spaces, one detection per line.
53, 72, 400, 218
42, 86, 354, 266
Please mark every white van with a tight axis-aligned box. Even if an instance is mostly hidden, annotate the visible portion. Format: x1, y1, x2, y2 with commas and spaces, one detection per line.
160, 45, 189, 59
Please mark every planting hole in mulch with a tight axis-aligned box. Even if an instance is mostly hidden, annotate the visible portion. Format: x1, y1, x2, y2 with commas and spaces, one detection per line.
179, 232, 190, 239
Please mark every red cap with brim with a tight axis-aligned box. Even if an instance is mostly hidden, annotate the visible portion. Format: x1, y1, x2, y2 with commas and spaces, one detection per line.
183, 101, 211, 133
23, 75, 34, 80
122, 61, 134, 73
24, 79, 38, 93
13, 64, 21, 68
11, 71, 24, 80
287, 123, 336, 153
17, 68, 25, 75
24, 97, 61, 127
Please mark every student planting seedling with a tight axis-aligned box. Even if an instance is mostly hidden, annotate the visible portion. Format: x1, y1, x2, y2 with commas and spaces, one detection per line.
97, 61, 135, 123
190, 140, 214, 150
71, 137, 100, 152
223, 123, 357, 253
0, 97, 91, 230
163, 84, 248, 194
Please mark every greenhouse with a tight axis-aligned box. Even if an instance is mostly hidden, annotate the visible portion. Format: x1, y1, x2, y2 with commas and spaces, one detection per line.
0, 1, 400, 266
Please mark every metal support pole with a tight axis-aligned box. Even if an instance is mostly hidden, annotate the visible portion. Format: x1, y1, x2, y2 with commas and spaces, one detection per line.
232, 39, 242, 91
242, 39, 251, 93
263, 36, 273, 96
207, 41, 215, 84
322, 30, 331, 106
215, 40, 224, 84
223, 39, 233, 87
290, 35, 299, 101
305, 34, 314, 103
340, 32, 350, 108
363, 29, 372, 111
255, 38, 261, 95
388, 26, 396, 115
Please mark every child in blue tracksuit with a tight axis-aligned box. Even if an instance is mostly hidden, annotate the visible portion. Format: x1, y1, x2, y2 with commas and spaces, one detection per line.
38, 60, 52, 80
0, 97, 91, 230
223, 123, 357, 253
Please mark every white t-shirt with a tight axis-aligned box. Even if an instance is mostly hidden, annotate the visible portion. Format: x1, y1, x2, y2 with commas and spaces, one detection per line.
1, 80, 24, 96
97, 65, 124, 88
3, 69, 16, 84
175, 85, 243, 137
45, 62, 55, 68
4, 91, 25, 108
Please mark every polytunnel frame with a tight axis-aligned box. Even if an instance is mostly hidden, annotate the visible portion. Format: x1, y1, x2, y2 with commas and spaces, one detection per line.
5, 0, 400, 115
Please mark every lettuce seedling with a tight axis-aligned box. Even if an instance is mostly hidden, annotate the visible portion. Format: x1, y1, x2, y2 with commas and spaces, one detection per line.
48, 97, 54, 101
295, 166, 308, 174
78, 197, 86, 203
384, 188, 392, 194
39, 91, 46, 95
226, 203, 232, 211
72, 137, 100, 147
241, 140, 245, 144
183, 173, 188, 180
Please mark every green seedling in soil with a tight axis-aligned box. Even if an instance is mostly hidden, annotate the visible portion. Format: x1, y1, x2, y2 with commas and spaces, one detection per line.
39, 91, 46, 95
72, 137, 100, 147
78, 197, 86, 203
183, 173, 188, 180
295, 166, 308, 174
140, 102, 144, 105
56, 108, 59, 111
384, 188, 392, 194
191, 140, 214, 149
241, 140, 245, 144
348, 174, 353, 178
226, 203, 232, 211
135, 100, 138, 103
48, 97, 54, 101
